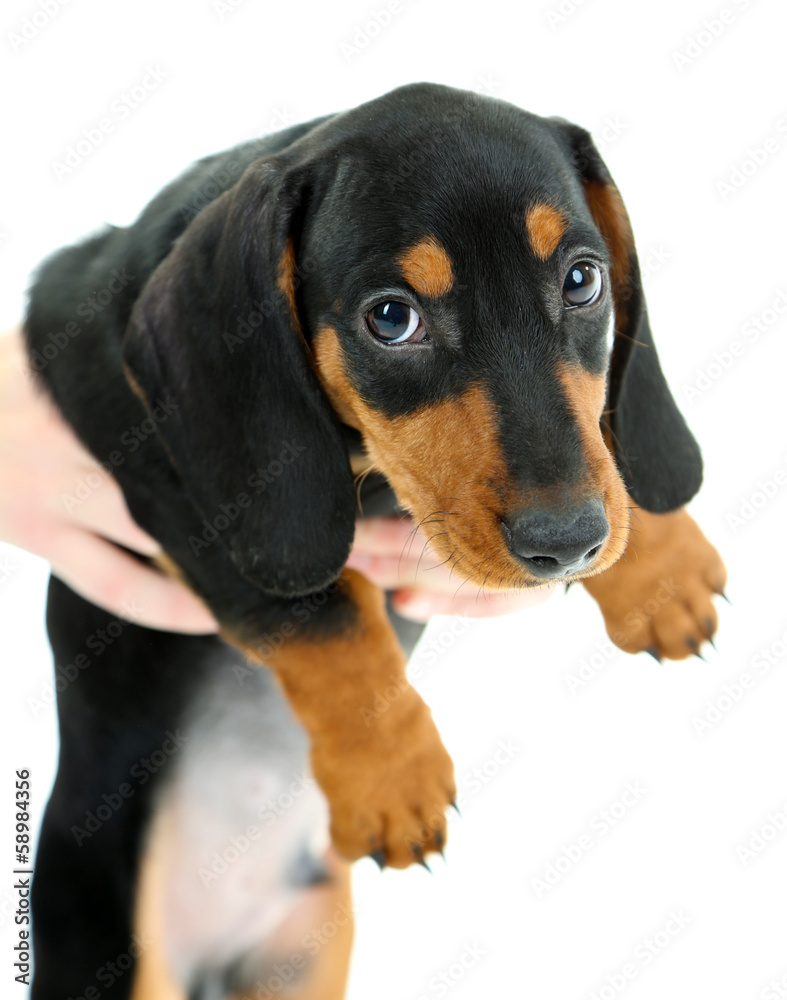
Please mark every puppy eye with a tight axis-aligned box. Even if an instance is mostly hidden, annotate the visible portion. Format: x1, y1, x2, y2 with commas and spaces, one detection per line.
562, 262, 602, 308
366, 302, 426, 344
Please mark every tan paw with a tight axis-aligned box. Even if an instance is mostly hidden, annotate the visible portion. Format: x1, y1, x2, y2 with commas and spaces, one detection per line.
583, 506, 726, 661
311, 687, 456, 870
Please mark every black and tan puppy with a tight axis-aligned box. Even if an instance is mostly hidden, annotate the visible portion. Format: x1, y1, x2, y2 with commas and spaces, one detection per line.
24, 83, 725, 998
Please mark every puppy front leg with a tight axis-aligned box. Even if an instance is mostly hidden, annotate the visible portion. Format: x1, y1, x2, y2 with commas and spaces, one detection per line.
583, 504, 727, 661
227, 570, 455, 870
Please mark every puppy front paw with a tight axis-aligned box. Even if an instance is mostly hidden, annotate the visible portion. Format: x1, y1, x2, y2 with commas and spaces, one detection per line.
311, 688, 456, 870
584, 506, 726, 661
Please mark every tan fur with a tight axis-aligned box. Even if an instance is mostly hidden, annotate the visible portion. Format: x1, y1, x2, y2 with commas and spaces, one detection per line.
131, 830, 354, 1000
582, 180, 634, 330
349, 451, 375, 478
583, 504, 726, 659
227, 853, 354, 1000
525, 203, 567, 260
277, 237, 304, 335
123, 362, 148, 407
556, 362, 630, 571
314, 325, 629, 590
398, 237, 454, 297
227, 569, 455, 869
129, 817, 187, 1000
151, 552, 187, 585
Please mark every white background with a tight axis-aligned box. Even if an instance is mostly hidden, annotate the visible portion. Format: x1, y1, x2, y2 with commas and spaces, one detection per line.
1, 0, 787, 997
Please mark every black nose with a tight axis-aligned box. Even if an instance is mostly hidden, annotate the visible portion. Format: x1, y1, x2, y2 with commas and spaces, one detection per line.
503, 500, 609, 579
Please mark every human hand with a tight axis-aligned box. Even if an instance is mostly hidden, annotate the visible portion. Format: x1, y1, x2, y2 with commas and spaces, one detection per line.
3, 324, 552, 632
346, 516, 557, 621
0, 327, 217, 632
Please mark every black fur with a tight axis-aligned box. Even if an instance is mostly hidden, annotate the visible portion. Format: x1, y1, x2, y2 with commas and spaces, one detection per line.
552, 119, 703, 510
23, 83, 703, 995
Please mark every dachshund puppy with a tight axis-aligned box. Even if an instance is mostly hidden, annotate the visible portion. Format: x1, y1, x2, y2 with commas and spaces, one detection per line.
24, 83, 725, 998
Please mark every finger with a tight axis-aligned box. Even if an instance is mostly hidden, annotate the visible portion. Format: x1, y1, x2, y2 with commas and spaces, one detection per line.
352, 517, 420, 556
60, 477, 161, 556
48, 528, 218, 633
391, 585, 557, 622
345, 551, 452, 590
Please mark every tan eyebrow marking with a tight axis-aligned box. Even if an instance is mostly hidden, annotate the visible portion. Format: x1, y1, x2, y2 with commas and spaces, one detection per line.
525, 203, 567, 260
398, 237, 454, 297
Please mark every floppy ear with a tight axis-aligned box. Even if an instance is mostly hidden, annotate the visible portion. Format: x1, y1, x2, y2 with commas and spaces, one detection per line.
553, 123, 703, 513
123, 159, 355, 597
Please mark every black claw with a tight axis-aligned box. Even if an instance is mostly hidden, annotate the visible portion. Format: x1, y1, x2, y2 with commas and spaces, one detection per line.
707, 636, 718, 653
645, 646, 662, 663
685, 636, 707, 662
369, 849, 386, 871
564, 581, 574, 595
450, 800, 462, 817
719, 591, 732, 605
410, 846, 432, 873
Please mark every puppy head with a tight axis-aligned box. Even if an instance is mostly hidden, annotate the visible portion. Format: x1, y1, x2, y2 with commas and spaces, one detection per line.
304, 85, 701, 588
125, 83, 702, 596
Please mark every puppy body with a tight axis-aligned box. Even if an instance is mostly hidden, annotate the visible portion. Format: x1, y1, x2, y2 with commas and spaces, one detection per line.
24, 84, 725, 997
